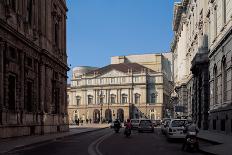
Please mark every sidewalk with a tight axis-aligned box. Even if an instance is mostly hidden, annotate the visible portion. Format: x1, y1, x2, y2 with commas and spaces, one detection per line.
0, 123, 110, 154
198, 130, 232, 155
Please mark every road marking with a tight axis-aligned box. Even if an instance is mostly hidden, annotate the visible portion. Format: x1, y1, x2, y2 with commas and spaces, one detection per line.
88, 132, 113, 155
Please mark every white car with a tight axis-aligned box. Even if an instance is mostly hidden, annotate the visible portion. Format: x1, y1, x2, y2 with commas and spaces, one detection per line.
166, 119, 187, 139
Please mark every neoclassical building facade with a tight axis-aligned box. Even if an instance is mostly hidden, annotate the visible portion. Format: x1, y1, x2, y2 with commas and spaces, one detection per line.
68, 54, 173, 123
0, 0, 69, 138
172, 0, 232, 133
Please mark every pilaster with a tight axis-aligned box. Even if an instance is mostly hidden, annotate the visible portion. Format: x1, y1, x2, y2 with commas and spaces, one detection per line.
0, 41, 4, 111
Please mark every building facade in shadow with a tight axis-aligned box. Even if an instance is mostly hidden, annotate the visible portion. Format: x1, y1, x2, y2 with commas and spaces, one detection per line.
0, 0, 69, 138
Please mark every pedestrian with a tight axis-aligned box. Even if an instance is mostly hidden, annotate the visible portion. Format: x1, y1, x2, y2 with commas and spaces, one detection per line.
89, 118, 92, 124
81, 119, 83, 126
77, 118, 80, 126
86, 118, 89, 124
75, 119, 78, 125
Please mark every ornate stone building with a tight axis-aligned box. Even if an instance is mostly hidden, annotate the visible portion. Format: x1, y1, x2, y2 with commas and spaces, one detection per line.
68, 53, 173, 123
172, 0, 210, 129
172, 0, 232, 133
208, 0, 232, 134
0, 0, 69, 138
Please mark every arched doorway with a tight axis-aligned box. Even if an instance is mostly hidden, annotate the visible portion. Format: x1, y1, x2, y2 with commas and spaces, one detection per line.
93, 109, 100, 123
105, 109, 112, 123
149, 109, 156, 120
117, 109, 124, 122
73, 110, 79, 122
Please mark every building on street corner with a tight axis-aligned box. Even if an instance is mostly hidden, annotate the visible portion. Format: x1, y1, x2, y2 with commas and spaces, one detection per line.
0, 0, 69, 138
67, 53, 173, 123
172, 0, 232, 134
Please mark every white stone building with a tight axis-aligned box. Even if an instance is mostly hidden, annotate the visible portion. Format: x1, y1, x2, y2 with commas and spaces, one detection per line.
172, 0, 232, 133
67, 53, 173, 123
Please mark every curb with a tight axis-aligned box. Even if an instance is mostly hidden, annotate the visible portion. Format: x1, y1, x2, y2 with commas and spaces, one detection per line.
197, 136, 221, 155
198, 148, 218, 155
2, 126, 109, 154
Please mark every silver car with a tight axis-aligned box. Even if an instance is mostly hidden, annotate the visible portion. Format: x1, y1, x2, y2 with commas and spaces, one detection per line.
138, 119, 154, 133
130, 119, 140, 130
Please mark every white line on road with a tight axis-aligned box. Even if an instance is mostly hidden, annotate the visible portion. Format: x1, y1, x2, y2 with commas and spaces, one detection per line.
88, 132, 113, 155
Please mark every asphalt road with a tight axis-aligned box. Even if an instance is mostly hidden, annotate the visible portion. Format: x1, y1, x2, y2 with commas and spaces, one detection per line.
8, 128, 203, 155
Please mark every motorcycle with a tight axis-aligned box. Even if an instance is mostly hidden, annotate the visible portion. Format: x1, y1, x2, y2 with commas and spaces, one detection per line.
114, 126, 120, 133
124, 127, 131, 137
185, 131, 199, 152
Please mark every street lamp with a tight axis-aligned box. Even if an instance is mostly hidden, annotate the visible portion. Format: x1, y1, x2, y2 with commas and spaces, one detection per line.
99, 90, 103, 123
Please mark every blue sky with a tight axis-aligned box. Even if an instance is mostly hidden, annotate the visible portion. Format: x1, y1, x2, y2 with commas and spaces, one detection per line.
66, 0, 179, 79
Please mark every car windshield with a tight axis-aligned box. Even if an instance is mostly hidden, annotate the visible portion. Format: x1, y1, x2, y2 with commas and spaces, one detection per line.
131, 120, 139, 123
140, 120, 152, 125
171, 120, 186, 127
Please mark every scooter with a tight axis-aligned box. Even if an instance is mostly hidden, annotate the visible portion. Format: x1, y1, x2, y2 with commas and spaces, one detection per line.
114, 126, 120, 133
124, 127, 131, 137
185, 131, 199, 152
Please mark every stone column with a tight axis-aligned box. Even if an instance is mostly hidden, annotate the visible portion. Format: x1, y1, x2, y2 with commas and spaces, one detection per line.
39, 63, 46, 112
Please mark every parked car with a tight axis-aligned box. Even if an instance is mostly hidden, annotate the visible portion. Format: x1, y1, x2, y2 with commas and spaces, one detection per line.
130, 119, 140, 129
161, 118, 171, 135
166, 119, 187, 139
138, 119, 154, 133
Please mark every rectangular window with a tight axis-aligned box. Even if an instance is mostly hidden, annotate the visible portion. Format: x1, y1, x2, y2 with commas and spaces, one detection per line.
26, 81, 33, 112
27, 0, 33, 25
9, 0, 16, 11
8, 75, 16, 110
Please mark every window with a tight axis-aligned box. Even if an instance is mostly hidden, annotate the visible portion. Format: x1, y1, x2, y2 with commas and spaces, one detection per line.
214, 6, 217, 37
110, 94, 116, 104
76, 96, 81, 106
222, 58, 227, 103
111, 78, 115, 84
223, 0, 226, 24
213, 66, 218, 105
151, 93, 156, 103
88, 95, 93, 105
9, 46, 17, 60
134, 93, 140, 104
27, 0, 33, 25
26, 57, 33, 68
55, 23, 59, 46
99, 97, 104, 104
9, 0, 16, 11
122, 94, 127, 104
8, 75, 16, 110
26, 81, 33, 112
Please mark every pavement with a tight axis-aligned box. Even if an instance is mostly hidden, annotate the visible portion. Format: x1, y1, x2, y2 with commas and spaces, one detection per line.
0, 123, 110, 154
197, 130, 232, 155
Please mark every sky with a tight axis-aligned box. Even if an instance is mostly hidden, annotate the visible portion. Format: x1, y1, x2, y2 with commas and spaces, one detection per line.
66, 0, 179, 79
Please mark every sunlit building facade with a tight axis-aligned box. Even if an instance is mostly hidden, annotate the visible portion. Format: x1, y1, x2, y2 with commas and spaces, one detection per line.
68, 53, 173, 123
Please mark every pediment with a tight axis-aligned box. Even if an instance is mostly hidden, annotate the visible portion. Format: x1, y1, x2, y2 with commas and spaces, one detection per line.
99, 69, 127, 78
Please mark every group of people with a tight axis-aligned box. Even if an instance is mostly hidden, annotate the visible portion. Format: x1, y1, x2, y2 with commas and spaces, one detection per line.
74, 118, 92, 126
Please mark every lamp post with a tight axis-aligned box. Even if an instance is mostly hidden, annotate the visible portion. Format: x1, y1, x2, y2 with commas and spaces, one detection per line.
99, 89, 103, 124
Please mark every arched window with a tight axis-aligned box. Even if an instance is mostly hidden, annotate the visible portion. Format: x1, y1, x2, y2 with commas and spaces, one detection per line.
151, 93, 156, 103
122, 94, 127, 104
222, 57, 227, 103
88, 95, 93, 105
213, 65, 218, 105
110, 94, 116, 104
134, 93, 140, 104
76, 96, 81, 106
